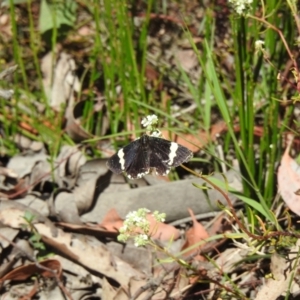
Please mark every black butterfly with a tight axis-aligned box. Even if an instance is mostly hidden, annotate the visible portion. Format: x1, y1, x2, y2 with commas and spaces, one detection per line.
107, 135, 193, 179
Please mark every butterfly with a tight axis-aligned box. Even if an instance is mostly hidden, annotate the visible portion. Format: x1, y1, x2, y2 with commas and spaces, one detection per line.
107, 135, 193, 179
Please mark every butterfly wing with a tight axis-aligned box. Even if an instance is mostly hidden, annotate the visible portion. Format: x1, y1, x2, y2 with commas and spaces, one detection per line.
107, 139, 141, 174
170, 142, 194, 166
148, 137, 193, 176
106, 137, 151, 179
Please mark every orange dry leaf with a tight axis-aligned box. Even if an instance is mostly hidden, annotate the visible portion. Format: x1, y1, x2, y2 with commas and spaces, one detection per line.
145, 213, 180, 241
180, 209, 210, 285
181, 208, 209, 257
98, 208, 124, 232
278, 135, 300, 216
161, 130, 200, 153
161, 121, 227, 153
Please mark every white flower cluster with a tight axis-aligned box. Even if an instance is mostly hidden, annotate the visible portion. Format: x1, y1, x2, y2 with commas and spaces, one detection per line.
117, 208, 166, 247
228, 0, 253, 15
141, 114, 162, 137
141, 114, 158, 128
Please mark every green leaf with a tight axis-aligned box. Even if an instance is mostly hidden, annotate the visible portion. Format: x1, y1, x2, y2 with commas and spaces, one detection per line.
207, 175, 276, 223
234, 194, 274, 223
39, 0, 77, 34
23, 211, 36, 223
2, 0, 27, 5
192, 183, 212, 190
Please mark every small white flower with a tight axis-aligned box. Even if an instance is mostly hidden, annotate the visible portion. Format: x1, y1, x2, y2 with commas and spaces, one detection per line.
134, 234, 149, 247
152, 211, 166, 223
117, 208, 167, 247
117, 233, 130, 243
141, 114, 158, 128
125, 211, 135, 219
255, 40, 265, 51
119, 224, 128, 232
229, 0, 253, 15
132, 215, 143, 223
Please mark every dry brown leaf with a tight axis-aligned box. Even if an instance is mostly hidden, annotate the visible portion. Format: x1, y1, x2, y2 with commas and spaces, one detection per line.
0, 227, 19, 249
146, 213, 180, 241
215, 248, 245, 274
0, 203, 144, 287
66, 99, 98, 142
181, 208, 209, 257
42, 52, 80, 112
0, 14, 12, 38
55, 145, 86, 188
161, 130, 200, 152
277, 135, 300, 215
8, 151, 49, 180
0, 167, 18, 178
38, 224, 145, 287
0, 259, 62, 282
254, 251, 293, 300
207, 213, 227, 236
161, 122, 226, 153
175, 48, 198, 72
102, 277, 117, 299
55, 222, 117, 238
200, 213, 231, 253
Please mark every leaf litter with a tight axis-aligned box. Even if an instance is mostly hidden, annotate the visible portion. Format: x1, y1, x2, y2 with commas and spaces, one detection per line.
0, 110, 245, 298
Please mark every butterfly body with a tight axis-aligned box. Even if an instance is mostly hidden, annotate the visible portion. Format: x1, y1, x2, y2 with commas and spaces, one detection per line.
107, 135, 193, 179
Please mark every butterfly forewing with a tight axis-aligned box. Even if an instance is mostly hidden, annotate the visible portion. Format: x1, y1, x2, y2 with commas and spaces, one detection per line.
147, 137, 173, 175
148, 137, 193, 175
107, 139, 142, 174
107, 137, 152, 179
171, 143, 193, 166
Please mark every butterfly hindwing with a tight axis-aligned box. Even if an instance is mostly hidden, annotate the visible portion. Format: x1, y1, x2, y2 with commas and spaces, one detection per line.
123, 136, 152, 178
125, 145, 150, 179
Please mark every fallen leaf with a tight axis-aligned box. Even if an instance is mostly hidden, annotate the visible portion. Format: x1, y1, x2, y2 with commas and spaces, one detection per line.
278, 135, 300, 215
175, 48, 198, 73
0, 259, 62, 282
254, 241, 300, 300
99, 208, 124, 232
145, 213, 180, 241
161, 121, 227, 153
0, 202, 144, 287
181, 208, 209, 257
102, 277, 118, 299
